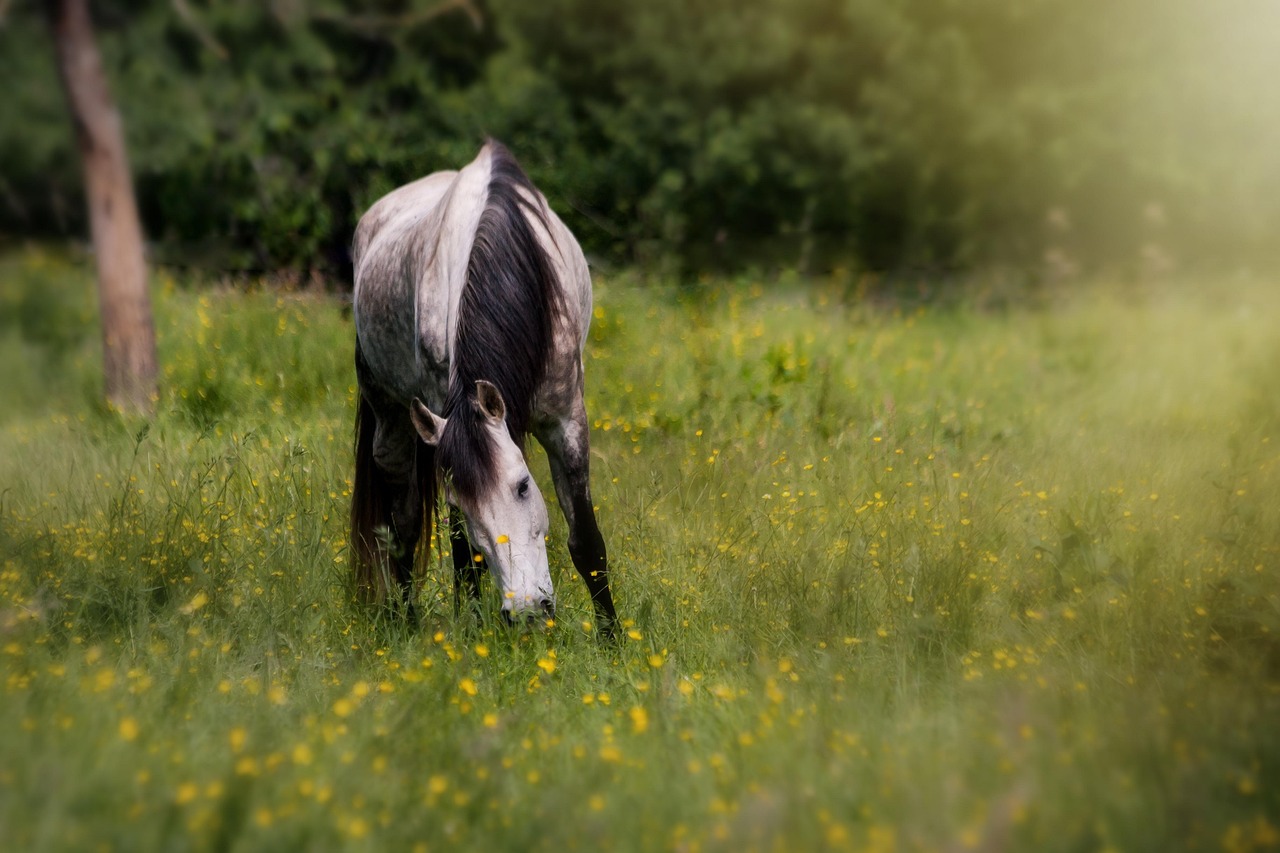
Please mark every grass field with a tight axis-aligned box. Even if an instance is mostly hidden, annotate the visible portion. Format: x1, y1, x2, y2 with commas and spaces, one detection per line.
1, 249, 1278, 852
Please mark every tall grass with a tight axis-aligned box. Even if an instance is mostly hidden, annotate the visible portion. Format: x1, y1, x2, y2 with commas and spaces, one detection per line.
1, 250, 1277, 851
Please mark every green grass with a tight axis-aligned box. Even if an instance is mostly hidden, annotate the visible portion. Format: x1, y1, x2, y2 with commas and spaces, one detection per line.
1, 249, 1278, 851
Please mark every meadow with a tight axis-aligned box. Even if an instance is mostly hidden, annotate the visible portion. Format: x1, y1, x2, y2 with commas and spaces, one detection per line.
1, 249, 1277, 851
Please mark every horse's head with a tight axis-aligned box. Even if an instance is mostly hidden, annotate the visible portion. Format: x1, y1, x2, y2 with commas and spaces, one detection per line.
410, 381, 554, 622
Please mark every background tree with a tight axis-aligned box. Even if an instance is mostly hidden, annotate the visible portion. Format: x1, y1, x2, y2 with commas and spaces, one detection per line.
5, 0, 1278, 283
47, 0, 157, 414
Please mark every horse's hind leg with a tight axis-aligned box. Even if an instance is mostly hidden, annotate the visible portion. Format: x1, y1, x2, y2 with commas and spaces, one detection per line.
537, 405, 618, 637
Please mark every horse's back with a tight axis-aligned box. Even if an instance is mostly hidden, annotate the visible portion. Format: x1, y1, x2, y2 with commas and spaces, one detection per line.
353, 143, 592, 414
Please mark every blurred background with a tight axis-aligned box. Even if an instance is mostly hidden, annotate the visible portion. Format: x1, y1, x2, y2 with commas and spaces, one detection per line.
2, 0, 1278, 286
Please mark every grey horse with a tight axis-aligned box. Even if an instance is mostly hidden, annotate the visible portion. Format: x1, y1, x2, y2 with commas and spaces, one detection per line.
350, 140, 617, 634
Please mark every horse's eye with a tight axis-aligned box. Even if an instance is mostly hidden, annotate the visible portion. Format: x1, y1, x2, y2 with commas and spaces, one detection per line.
517, 477, 530, 499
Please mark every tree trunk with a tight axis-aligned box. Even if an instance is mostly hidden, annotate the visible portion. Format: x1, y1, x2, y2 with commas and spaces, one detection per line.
49, 0, 158, 415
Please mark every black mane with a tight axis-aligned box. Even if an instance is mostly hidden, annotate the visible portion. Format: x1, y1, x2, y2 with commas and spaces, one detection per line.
437, 141, 560, 503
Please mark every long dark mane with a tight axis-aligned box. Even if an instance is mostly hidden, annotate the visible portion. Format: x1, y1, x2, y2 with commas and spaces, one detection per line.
437, 141, 561, 503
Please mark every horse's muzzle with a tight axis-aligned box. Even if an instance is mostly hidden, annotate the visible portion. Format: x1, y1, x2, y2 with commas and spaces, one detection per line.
500, 597, 555, 626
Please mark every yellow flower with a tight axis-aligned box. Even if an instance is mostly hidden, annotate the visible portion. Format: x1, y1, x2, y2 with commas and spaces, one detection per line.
629, 706, 649, 734
118, 717, 139, 741
459, 678, 478, 696
536, 657, 556, 675
179, 591, 208, 614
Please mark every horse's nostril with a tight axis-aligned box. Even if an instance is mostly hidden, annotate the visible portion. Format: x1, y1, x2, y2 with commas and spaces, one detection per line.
539, 598, 555, 615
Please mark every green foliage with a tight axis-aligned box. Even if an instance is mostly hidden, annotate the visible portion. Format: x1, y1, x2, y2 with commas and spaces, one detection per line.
2, 253, 1278, 848
0, 252, 101, 414
3, 1, 1278, 276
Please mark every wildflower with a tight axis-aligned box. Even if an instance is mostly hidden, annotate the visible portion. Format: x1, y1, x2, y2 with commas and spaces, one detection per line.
180, 591, 209, 614
93, 668, 115, 692
119, 717, 139, 741
459, 678, 478, 696
630, 706, 649, 734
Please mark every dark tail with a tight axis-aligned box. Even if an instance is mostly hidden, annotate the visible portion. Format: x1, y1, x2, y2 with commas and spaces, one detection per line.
351, 391, 439, 604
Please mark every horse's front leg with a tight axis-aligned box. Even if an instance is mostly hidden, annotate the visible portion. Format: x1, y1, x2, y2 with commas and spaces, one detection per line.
537, 405, 618, 638
449, 506, 485, 613
371, 414, 425, 617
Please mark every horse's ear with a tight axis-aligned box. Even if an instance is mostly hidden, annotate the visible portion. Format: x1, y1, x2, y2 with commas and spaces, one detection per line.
410, 398, 445, 446
474, 380, 506, 425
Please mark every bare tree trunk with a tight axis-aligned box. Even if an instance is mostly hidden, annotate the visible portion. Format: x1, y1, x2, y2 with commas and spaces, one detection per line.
49, 0, 158, 415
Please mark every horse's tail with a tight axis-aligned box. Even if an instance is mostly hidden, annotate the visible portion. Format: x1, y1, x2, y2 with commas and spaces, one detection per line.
351, 391, 387, 602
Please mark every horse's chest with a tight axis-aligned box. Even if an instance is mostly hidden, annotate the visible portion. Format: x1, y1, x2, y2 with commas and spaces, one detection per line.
355, 307, 445, 409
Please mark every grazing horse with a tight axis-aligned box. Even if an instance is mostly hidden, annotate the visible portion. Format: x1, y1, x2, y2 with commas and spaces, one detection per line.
350, 140, 617, 634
